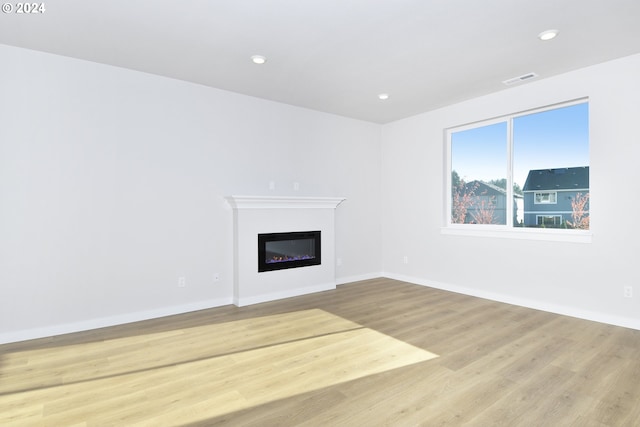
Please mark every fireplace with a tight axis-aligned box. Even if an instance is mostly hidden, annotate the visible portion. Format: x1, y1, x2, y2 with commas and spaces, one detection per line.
258, 231, 321, 272
226, 195, 345, 306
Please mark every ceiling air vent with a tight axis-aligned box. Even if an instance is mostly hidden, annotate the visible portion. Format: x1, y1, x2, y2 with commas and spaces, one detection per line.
502, 72, 539, 86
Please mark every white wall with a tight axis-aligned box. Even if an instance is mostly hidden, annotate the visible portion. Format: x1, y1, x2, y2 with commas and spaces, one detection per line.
0, 44, 382, 343
3, 43, 638, 344
381, 53, 640, 329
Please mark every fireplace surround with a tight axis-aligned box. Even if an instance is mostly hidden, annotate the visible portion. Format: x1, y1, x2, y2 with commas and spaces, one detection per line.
226, 196, 345, 306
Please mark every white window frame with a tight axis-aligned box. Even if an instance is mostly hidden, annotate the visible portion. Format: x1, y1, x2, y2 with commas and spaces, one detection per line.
442, 98, 592, 243
534, 192, 557, 204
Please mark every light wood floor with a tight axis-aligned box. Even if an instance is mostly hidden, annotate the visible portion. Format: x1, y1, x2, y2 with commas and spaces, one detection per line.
2, 278, 640, 426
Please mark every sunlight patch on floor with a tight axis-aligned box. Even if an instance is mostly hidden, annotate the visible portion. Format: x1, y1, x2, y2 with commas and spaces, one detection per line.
0, 309, 438, 426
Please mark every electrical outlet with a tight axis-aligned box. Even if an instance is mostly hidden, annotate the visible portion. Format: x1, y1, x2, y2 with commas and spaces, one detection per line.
403, 256, 409, 264
624, 286, 633, 298
213, 273, 220, 282
269, 181, 275, 190
293, 182, 300, 191
178, 277, 186, 288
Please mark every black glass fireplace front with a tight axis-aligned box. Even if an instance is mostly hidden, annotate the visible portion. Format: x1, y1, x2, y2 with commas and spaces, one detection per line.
258, 231, 321, 272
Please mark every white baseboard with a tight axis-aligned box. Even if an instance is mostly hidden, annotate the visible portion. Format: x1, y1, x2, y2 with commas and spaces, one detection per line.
336, 272, 382, 285
382, 272, 640, 331
0, 297, 233, 345
7, 272, 635, 345
0, 275, 373, 344
233, 282, 337, 307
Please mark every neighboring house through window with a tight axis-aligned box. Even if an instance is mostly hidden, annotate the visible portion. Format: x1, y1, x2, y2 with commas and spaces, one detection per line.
523, 166, 589, 228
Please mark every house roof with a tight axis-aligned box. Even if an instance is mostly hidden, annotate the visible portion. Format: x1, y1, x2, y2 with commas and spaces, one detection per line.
465, 181, 507, 196
523, 167, 589, 191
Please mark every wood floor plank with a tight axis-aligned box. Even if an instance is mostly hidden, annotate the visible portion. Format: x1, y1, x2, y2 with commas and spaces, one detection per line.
1, 278, 640, 426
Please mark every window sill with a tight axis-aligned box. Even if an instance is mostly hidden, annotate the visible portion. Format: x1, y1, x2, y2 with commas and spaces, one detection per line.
441, 226, 592, 243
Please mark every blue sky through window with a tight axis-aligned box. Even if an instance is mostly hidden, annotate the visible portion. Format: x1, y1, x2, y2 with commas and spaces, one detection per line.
451, 121, 507, 184
451, 102, 589, 189
513, 103, 589, 187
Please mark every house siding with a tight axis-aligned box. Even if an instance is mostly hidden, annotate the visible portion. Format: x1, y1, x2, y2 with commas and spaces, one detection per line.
522, 167, 589, 227
523, 189, 589, 226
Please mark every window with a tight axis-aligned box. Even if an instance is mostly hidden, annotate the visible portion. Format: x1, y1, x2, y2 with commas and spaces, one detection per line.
446, 99, 590, 236
537, 215, 562, 226
534, 192, 557, 204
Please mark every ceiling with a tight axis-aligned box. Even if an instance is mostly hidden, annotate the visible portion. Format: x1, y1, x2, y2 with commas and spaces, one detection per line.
2, 0, 640, 123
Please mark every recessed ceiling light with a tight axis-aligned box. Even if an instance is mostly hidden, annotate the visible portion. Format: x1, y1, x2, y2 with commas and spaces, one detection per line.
378, 93, 390, 100
538, 29, 559, 41
251, 55, 267, 64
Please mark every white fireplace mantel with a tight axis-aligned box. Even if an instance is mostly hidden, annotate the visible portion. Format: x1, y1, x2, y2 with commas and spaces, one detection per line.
226, 195, 346, 306
225, 195, 345, 210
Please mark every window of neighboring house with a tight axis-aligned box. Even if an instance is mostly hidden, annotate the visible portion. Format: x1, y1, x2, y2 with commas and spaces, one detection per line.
446, 99, 590, 239
534, 192, 557, 204
537, 215, 562, 226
